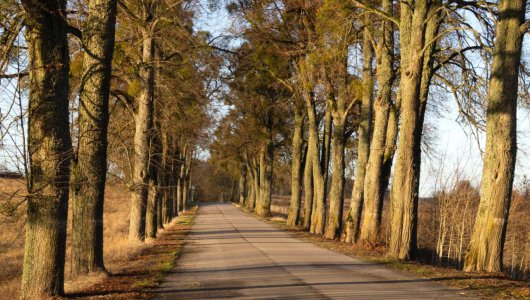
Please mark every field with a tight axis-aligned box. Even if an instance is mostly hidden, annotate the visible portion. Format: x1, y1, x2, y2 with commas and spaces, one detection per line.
0, 178, 146, 299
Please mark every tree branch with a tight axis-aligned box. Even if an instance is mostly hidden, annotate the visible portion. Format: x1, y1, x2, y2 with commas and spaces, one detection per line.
349, 0, 400, 26
0, 72, 29, 79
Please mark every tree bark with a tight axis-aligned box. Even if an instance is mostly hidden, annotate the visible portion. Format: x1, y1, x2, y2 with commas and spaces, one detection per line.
388, 0, 441, 260
161, 132, 171, 224
20, 0, 72, 297
302, 144, 313, 230
306, 91, 326, 235
128, 24, 155, 242
464, 0, 526, 273
177, 162, 184, 212
182, 150, 192, 211
257, 137, 273, 217
325, 117, 346, 239
246, 157, 260, 211
359, 0, 393, 243
71, 0, 117, 276
145, 175, 159, 239
287, 107, 305, 227
146, 129, 162, 239
239, 163, 247, 206
345, 23, 374, 243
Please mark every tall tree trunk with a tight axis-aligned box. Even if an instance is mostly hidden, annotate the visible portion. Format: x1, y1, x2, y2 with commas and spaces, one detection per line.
359, 0, 393, 243
246, 175, 256, 210
257, 137, 273, 217
246, 157, 259, 211
239, 163, 247, 206
464, 0, 526, 272
161, 132, 171, 224
128, 24, 155, 242
302, 144, 313, 230
182, 151, 192, 211
157, 186, 164, 229
187, 154, 193, 202
345, 23, 374, 243
146, 176, 159, 239
182, 166, 188, 211
20, 0, 72, 297
325, 117, 346, 239
146, 131, 162, 239
71, 0, 117, 276
177, 162, 184, 212
388, 1, 440, 260
287, 108, 305, 226
171, 158, 179, 217
320, 108, 332, 181
306, 91, 326, 235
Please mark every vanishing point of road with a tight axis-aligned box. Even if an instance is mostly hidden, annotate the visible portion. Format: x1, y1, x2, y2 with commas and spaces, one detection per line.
156, 203, 470, 299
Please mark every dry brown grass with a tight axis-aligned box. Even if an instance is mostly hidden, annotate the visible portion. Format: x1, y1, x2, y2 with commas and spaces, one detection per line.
0, 178, 26, 299
0, 179, 147, 299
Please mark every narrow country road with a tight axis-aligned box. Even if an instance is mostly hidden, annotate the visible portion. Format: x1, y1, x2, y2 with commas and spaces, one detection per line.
155, 203, 468, 299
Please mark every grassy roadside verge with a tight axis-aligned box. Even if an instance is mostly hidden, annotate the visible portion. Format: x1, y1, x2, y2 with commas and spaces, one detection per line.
234, 204, 529, 299
69, 205, 197, 299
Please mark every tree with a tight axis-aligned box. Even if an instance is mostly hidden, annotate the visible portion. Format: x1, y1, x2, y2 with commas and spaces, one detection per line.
464, 0, 528, 272
20, 0, 72, 297
119, 0, 158, 242
344, 14, 374, 243
319, 0, 362, 240
358, 0, 395, 244
387, 0, 442, 260
71, 0, 118, 276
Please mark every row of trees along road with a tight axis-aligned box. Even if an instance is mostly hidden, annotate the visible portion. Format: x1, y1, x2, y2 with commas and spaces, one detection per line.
0, 0, 217, 298
210, 0, 529, 277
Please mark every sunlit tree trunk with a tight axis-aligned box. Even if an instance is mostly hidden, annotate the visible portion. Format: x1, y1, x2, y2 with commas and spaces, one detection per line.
128, 18, 156, 241
183, 150, 193, 209
287, 106, 305, 226
257, 135, 273, 217
359, 0, 393, 243
325, 116, 346, 239
302, 144, 313, 230
71, 0, 117, 276
239, 162, 247, 206
345, 23, 374, 243
245, 156, 259, 211
146, 130, 162, 239
464, 0, 526, 272
20, 0, 72, 297
306, 91, 326, 235
388, 0, 441, 260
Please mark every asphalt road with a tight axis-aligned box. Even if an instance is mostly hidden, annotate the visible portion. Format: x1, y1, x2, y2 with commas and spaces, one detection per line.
155, 203, 469, 299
